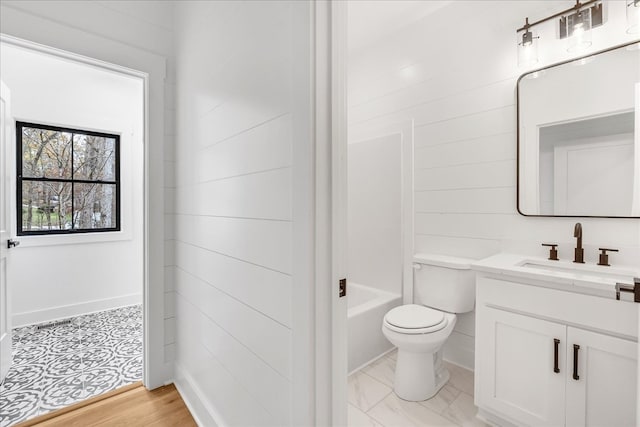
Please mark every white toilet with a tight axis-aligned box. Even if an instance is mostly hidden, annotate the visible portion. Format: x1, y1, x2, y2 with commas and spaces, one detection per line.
382, 253, 475, 401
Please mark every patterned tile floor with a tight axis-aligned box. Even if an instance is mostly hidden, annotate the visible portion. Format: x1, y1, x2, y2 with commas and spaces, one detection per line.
0, 305, 142, 427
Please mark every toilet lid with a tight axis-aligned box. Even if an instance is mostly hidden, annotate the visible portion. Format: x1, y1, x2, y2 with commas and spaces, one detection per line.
384, 304, 445, 329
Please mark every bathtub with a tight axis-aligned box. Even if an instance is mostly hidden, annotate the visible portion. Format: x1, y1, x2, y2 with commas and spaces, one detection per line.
348, 282, 402, 373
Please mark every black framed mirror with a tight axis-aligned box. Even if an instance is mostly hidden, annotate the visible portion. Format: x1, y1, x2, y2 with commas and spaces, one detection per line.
517, 40, 640, 218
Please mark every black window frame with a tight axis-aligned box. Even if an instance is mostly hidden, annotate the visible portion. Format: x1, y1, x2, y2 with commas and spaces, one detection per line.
16, 121, 121, 236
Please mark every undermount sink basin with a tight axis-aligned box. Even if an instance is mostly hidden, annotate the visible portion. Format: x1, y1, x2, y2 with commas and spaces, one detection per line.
518, 260, 636, 283
471, 253, 640, 298
518, 260, 636, 282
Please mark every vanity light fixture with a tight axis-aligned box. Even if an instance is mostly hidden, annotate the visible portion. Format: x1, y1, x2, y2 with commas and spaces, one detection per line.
517, 18, 539, 67
561, 1, 602, 53
516, 0, 604, 62
628, 0, 640, 34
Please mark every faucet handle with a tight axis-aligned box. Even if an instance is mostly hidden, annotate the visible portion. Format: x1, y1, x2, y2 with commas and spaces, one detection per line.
542, 243, 559, 261
597, 248, 618, 266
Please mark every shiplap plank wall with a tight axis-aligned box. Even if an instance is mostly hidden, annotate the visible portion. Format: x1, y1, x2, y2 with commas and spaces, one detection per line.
173, 2, 293, 425
348, 1, 640, 369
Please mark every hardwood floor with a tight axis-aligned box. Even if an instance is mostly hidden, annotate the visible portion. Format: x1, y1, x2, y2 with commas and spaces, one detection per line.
15, 382, 197, 427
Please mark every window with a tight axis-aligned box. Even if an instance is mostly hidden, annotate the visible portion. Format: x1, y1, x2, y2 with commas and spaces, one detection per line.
17, 122, 120, 235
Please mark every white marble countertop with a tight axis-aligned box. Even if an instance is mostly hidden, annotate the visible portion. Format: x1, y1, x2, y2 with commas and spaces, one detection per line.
471, 253, 640, 298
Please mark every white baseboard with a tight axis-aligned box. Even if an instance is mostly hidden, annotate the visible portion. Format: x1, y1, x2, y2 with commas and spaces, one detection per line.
174, 362, 222, 427
348, 346, 396, 376
477, 408, 519, 427
12, 293, 142, 327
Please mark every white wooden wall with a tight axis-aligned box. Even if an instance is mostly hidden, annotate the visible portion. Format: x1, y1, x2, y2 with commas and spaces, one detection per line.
172, 1, 299, 425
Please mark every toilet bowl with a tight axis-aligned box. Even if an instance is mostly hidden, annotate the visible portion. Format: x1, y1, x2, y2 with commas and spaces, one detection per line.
382, 254, 475, 401
382, 304, 457, 401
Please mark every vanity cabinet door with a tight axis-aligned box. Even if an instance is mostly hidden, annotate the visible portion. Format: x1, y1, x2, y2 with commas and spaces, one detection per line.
478, 307, 566, 426
565, 327, 637, 427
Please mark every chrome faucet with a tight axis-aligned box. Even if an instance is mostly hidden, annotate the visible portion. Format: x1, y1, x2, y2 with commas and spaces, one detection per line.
573, 222, 584, 263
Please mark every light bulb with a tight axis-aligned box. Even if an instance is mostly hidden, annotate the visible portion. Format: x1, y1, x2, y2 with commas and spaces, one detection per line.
517, 29, 539, 67
567, 11, 592, 53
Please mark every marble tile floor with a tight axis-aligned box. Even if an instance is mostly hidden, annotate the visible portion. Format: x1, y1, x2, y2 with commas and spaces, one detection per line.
0, 304, 142, 427
348, 350, 488, 427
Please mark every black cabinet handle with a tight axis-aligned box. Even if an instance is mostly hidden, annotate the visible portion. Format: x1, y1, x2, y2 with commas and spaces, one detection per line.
553, 339, 560, 373
573, 344, 580, 380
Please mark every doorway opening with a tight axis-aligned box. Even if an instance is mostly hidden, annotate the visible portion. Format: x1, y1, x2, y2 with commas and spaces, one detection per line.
0, 40, 146, 426
340, 2, 479, 425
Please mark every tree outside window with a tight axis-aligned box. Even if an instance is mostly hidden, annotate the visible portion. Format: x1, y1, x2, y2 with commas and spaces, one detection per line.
17, 122, 120, 235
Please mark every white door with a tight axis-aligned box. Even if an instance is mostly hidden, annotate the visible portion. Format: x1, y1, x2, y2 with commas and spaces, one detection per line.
0, 80, 15, 382
554, 139, 634, 216
566, 327, 637, 427
478, 307, 566, 426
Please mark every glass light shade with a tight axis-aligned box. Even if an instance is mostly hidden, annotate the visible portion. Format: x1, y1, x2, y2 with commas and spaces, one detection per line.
567, 11, 592, 53
517, 29, 539, 67
628, 0, 640, 34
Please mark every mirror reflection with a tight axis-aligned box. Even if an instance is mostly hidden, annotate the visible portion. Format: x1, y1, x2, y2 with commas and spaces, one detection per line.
517, 42, 640, 217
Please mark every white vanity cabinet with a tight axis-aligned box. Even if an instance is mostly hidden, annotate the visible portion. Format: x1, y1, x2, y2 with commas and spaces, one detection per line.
475, 275, 638, 427
479, 307, 566, 426
564, 327, 636, 427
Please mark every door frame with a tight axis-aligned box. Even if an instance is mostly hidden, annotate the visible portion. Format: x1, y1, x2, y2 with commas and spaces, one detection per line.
330, 0, 348, 425
0, 79, 15, 382
0, 32, 167, 389
307, 0, 349, 425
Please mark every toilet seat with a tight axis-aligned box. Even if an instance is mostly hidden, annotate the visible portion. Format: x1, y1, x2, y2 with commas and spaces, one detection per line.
384, 304, 448, 334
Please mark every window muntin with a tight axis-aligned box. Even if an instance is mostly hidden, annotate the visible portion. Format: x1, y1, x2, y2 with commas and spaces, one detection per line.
17, 122, 120, 235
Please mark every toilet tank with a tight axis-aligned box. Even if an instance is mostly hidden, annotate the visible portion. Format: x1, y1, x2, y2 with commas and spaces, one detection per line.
413, 253, 476, 313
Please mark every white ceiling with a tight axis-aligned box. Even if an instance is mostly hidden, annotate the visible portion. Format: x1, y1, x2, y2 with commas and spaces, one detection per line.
348, 0, 452, 52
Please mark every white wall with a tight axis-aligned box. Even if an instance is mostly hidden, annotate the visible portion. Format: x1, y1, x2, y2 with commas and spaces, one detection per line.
0, 43, 144, 326
172, 1, 311, 425
348, 135, 403, 295
348, 0, 640, 370
0, 0, 174, 387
